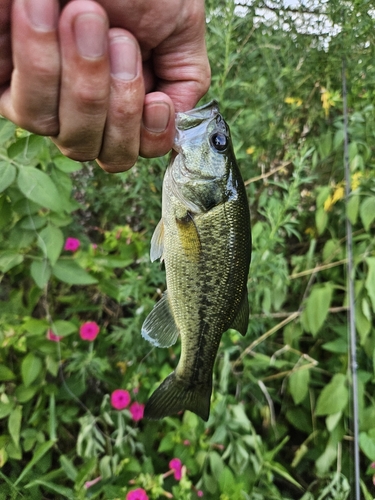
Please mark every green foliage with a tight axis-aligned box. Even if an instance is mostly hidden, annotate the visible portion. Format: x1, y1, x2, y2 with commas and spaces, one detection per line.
1, 0, 375, 498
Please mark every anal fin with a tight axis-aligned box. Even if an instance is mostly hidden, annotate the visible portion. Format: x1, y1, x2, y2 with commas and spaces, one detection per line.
141, 291, 179, 348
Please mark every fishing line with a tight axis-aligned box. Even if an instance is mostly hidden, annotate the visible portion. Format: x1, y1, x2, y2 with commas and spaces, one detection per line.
342, 58, 360, 500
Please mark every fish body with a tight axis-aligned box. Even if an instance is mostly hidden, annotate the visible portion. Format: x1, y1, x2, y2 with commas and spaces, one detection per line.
142, 101, 251, 421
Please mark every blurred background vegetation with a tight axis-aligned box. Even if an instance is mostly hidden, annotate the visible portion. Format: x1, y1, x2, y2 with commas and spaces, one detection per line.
0, 0, 375, 498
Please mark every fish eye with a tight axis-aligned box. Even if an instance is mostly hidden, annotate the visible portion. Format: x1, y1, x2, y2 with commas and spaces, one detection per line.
210, 132, 228, 152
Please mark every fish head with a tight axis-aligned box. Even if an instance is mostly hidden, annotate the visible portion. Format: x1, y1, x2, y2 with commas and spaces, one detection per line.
170, 101, 237, 213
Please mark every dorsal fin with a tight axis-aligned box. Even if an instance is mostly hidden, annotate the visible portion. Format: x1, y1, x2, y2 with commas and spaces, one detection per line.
230, 288, 249, 336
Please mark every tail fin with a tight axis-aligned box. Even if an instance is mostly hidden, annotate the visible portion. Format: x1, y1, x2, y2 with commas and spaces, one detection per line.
144, 372, 212, 421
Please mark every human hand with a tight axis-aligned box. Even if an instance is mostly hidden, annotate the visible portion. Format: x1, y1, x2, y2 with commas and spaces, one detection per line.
0, 0, 210, 172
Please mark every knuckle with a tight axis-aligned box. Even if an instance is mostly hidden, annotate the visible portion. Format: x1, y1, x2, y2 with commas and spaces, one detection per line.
54, 143, 98, 163
69, 72, 109, 111
15, 114, 59, 137
97, 154, 137, 173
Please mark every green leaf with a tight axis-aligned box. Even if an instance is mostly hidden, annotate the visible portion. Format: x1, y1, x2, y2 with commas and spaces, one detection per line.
289, 368, 310, 405
315, 374, 349, 416
54, 156, 82, 173
7, 135, 46, 160
355, 298, 371, 344
21, 353, 43, 387
51, 320, 77, 337
0, 161, 17, 192
60, 455, 78, 481
37, 224, 64, 266
25, 480, 74, 499
209, 451, 225, 481
360, 197, 375, 231
359, 432, 375, 461
0, 195, 12, 230
23, 318, 49, 336
8, 406, 22, 448
0, 365, 16, 381
52, 260, 98, 285
315, 207, 328, 235
75, 456, 97, 490
17, 166, 63, 212
218, 467, 235, 494
269, 461, 302, 490
30, 260, 51, 289
365, 257, 375, 313
302, 283, 333, 336
158, 433, 174, 452
19, 214, 47, 230
0, 119, 16, 143
346, 194, 359, 225
0, 251, 24, 273
14, 440, 56, 486
0, 402, 15, 419
322, 338, 348, 353
14, 385, 38, 403
325, 411, 342, 432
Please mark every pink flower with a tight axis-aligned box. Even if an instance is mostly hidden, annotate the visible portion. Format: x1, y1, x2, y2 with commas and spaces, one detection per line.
197, 491, 204, 497
183, 439, 191, 446
84, 476, 101, 489
79, 321, 100, 341
111, 389, 131, 410
126, 488, 149, 500
169, 458, 183, 481
46, 329, 63, 342
130, 402, 144, 421
371, 462, 375, 469
64, 237, 80, 252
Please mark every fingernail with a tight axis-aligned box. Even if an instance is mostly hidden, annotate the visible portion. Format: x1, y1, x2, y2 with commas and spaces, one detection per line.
26, 0, 58, 31
110, 36, 138, 81
143, 102, 171, 133
74, 13, 107, 59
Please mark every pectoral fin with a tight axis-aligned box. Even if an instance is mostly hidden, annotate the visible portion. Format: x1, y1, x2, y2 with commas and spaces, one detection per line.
230, 288, 249, 336
176, 212, 201, 262
141, 291, 180, 348
150, 219, 164, 262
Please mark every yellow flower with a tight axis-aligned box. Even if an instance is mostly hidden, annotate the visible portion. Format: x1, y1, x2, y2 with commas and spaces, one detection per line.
321, 87, 338, 117
246, 146, 255, 155
324, 183, 345, 211
324, 195, 334, 212
351, 172, 362, 191
332, 185, 345, 203
284, 97, 302, 106
305, 227, 316, 237
116, 361, 127, 374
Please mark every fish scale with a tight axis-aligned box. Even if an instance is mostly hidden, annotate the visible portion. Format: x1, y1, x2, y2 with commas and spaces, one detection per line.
141, 101, 251, 421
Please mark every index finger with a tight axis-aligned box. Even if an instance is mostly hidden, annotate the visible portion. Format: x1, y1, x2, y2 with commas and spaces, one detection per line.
152, 0, 211, 112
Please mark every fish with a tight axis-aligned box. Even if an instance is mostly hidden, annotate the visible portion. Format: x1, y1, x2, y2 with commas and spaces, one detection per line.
141, 100, 251, 421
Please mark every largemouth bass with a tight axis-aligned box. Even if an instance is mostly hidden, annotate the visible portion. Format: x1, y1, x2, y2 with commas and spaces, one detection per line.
142, 100, 251, 421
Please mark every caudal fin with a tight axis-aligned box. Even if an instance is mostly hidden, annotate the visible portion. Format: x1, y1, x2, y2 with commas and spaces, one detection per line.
144, 372, 212, 421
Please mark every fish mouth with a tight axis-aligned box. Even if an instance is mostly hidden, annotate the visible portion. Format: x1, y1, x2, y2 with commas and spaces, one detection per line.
176, 100, 220, 125
173, 100, 221, 152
